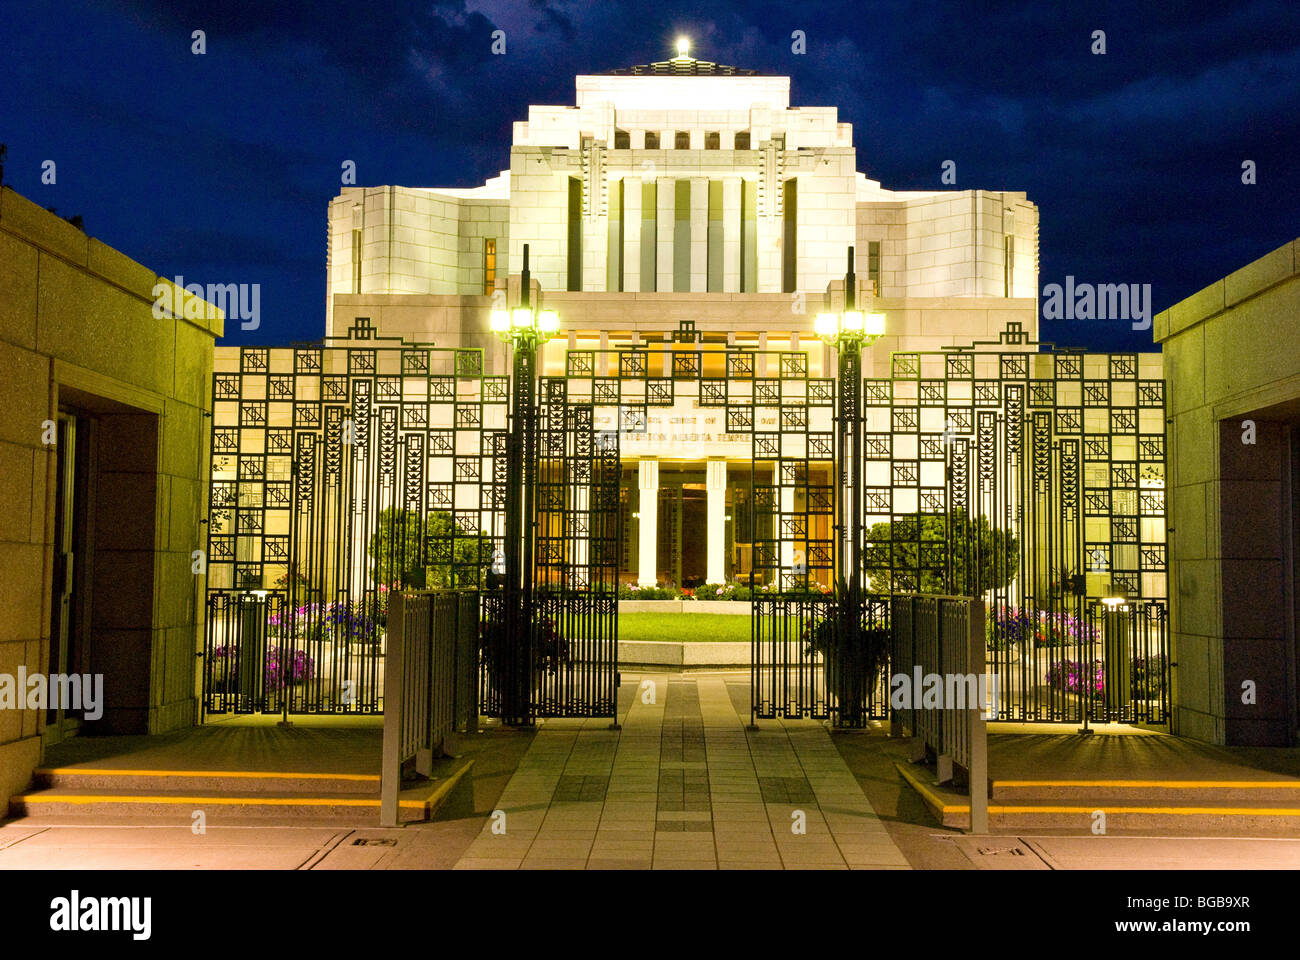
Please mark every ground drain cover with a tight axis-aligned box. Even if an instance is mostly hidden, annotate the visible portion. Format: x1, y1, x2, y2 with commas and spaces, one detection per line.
352, 838, 397, 847
952, 837, 1049, 870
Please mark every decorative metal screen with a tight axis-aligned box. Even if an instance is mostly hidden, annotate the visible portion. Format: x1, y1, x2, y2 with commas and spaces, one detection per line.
863, 323, 1169, 723
204, 319, 507, 714
531, 376, 620, 716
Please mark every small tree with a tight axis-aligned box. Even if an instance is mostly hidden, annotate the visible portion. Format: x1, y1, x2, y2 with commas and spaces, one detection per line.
865, 509, 1018, 595
367, 507, 488, 588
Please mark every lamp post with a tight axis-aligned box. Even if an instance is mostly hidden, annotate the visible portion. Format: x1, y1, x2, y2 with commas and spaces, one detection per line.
814, 247, 885, 725
490, 244, 559, 725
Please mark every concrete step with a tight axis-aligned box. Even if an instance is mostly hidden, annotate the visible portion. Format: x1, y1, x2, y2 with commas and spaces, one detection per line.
9, 761, 473, 826
32, 766, 380, 795
993, 778, 1300, 804
896, 762, 1300, 835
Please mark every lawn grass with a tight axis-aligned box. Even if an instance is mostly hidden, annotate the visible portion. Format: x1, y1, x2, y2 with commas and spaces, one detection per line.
619, 612, 752, 643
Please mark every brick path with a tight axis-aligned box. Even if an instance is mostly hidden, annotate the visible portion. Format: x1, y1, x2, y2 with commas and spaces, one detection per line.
454, 671, 910, 870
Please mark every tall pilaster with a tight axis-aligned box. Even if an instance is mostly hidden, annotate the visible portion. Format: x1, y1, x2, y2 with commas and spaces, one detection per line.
637, 459, 659, 587
706, 459, 728, 584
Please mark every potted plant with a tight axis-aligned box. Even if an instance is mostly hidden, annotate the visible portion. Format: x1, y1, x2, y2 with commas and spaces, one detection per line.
479, 610, 571, 704
802, 578, 890, 725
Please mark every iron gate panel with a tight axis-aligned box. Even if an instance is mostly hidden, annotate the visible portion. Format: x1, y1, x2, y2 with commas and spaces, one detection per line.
863, 324, 1169, 724
204, 319, 506, 714
531, 378, 620, 717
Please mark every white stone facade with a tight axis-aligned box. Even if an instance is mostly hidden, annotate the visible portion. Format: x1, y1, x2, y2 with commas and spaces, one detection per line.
326, 55, 1039, 339
315, 53, 1045, 588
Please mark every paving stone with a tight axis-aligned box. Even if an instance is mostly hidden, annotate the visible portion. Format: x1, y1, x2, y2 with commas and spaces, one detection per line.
452, 673, 907, 871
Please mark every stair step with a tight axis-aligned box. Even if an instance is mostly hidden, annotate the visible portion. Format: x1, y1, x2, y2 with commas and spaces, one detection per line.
10, 761, 473, 826
993, 779, 1300, 803
32, 767, 379, 795
896, 762, 1300, 834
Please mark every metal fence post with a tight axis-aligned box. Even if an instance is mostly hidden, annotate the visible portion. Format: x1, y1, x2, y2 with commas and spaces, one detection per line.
380, 592, 405, 828
968, 598, 988, 834
414, 594, 436, 780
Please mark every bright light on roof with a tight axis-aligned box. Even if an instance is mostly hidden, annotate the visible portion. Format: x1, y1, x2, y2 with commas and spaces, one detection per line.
675, 37, 690, 57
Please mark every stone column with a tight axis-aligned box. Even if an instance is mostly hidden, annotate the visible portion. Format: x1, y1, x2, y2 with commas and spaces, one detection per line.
637, 458, 659, 586
656, 179, 675, 294
690, 177, 708, 292
722, 177, 742, 292
706, 459, 727, 584
623, 175, 641, 293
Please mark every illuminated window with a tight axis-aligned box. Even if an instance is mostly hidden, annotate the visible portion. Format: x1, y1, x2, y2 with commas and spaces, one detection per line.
483, 238, 496, 295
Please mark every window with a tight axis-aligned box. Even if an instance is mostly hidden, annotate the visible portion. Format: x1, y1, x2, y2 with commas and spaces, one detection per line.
645, 131, 660, 149
567, 178, 582, 291
675, 131, 690, 149
484, 238, 496, 295
705, 131, 720, 150
1004, 235, 1015, 296
741, 180, 757, 292
868, 241, 880, 296
351, 229, 361, 294
782, 178, 797, 293
734, 131, 751, 150
614, 129, 630, 150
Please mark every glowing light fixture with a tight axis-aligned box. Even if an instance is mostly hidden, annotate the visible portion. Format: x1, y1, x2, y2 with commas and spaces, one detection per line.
675, 36, 690, 57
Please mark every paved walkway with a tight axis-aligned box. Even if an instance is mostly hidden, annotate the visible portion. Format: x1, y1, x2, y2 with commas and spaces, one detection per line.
454, 671, 909, 870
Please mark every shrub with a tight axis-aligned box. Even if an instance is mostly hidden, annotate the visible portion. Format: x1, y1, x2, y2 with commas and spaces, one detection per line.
209, 644, 315, 691
690, 582, 753, 601
1046, 659, 1105, 697
479, 614, 570, 678
367, 507, 490, 588
865, 509, 1018, 595
617, 583, 681, 600
1131, 655, 1166, 700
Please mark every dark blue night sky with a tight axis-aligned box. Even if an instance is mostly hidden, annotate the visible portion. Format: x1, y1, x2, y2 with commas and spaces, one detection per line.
3, 0, 1297, 351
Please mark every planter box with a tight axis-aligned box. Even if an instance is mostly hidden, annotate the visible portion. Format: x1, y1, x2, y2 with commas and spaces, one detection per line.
618, 639, 804, 667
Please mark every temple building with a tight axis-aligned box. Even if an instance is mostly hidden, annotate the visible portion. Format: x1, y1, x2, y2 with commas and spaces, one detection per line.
321, 42, 1041, 590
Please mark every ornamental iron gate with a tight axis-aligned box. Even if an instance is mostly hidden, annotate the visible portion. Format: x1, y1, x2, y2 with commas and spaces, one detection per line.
751, 321, 1170, 726
203, 319, 506, 714
204, 315, 1169, 727
864, 324, 1169, 724
477, 373, 621, 721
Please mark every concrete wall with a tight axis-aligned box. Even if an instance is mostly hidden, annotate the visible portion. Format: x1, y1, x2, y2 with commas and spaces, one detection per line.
1154, 237, 1300, 745
0, 187, 219, 811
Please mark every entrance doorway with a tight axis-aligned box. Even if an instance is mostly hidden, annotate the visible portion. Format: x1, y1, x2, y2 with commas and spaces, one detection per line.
1218, 411, 1300, 745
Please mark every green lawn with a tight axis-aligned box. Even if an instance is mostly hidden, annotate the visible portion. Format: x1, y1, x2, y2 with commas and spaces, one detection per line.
619, 612, 752, 643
